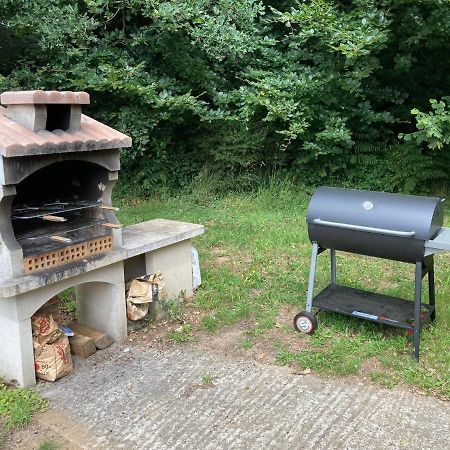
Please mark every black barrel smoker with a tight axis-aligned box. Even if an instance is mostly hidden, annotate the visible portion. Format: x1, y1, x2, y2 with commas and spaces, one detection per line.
294, 186, 450, 360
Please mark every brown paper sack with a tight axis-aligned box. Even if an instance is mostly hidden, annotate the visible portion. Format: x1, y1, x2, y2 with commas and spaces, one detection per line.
34, 335, 73, 381
126, 272, 167, 321
32, 315, 62, 345
35, 295, 61, 324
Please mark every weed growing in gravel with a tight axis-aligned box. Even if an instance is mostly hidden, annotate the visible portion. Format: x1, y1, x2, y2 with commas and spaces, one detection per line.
169, 324, 192, 343
240, 340, 254, 349
163, 298, 184, 322
202, 375, 214, 385
39, 440, 58, 450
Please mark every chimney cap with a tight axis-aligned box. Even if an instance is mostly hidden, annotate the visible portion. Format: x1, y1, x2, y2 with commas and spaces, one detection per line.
0, 90, 90, 105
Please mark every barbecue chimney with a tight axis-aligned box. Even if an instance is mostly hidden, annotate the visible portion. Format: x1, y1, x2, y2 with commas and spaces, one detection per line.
0, 90, 132, 279
1, 90, 90, 132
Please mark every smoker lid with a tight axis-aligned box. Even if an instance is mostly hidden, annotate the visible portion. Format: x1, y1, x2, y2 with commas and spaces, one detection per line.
0, 107, 132, 157
306, 187, 444, 241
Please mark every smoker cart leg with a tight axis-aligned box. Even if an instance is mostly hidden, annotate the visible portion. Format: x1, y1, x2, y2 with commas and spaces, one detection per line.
330, 249, 336, 285
413, 261, 422, 361
306, 242, 319, 313
294, 242, 319, 335
428, 260, 436, 322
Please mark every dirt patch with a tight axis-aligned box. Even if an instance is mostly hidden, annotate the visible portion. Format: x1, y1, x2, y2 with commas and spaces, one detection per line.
211, 246, 227, 255
377, 279, 397, 290
125, 301, 311, 368
214, 256, 231, 268
182, 377, 217, 399
265, 305, 312, 351
4, 408, 94, 450
250, 288, 264, 297
360, 356, 384, 376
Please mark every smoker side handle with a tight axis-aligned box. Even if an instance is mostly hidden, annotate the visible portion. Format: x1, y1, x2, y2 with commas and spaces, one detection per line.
312, 219, 416, 237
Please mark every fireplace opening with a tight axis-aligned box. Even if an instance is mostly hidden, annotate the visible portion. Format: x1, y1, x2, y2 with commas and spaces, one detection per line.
45, 104, 72, 131
12, 161, 116, 273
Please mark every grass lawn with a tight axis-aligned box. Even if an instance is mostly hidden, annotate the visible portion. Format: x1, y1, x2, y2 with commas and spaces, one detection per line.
0, 383, 47, 445
117, 183, 450, 399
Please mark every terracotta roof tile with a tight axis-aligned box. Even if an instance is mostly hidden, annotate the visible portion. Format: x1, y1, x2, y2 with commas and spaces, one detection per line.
0, 108, 132, 157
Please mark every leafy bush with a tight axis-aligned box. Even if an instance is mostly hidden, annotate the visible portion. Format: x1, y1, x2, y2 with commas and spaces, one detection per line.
401, 98, 450, 151
1, 1, 449, 194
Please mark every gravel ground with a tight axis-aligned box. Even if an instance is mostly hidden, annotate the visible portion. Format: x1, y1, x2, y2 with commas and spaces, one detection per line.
34, 343, 450, 450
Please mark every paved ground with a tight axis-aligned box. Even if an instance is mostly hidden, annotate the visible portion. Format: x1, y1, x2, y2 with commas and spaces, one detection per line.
34, 343, 450, 450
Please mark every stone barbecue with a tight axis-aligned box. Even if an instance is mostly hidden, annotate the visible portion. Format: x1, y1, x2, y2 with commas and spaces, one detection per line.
0, 90, 131, 277
0, 90, 204, 387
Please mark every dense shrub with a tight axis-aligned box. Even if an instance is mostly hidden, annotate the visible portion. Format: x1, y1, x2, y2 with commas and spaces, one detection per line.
1, 1, 449, 194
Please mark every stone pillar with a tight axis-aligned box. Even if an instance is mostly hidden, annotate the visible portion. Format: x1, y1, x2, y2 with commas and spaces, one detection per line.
75, 281, 127, 343
0, 299, 35, 387
145, 240, 194, 298
6, 104, 47, 132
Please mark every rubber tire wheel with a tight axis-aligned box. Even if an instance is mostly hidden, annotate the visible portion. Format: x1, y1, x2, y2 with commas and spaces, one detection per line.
293, 311, 318, 335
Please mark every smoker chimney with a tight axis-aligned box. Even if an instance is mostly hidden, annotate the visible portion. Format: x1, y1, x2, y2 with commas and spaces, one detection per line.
0, 90, 90, 132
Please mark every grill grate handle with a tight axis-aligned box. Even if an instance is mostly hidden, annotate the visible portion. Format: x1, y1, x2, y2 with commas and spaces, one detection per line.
313, 219, 415, 237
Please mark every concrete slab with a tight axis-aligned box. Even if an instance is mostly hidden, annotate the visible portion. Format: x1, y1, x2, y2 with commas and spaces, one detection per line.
122, 219, 205, 258
38, 346, 450, 450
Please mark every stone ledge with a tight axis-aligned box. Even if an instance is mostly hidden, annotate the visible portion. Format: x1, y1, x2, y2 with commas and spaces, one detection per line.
0, 90, 90, 105
123, 219, 205, 258
0, 219, 205, 297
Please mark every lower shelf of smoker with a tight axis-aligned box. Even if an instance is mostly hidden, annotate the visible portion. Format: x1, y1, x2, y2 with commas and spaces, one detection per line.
313, 284, 433, 330
23, 236, 113, 274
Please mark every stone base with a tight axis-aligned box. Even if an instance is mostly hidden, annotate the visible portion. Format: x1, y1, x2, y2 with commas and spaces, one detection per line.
0, 219, 204, 386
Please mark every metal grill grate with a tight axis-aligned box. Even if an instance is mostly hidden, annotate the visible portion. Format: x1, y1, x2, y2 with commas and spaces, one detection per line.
24, 236, 113, 274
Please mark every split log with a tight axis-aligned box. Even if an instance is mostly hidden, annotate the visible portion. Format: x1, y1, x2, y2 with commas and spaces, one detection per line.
42, 215, 67, 222
50, 235, 72, 243
68, 333, 96, 358
66, 321, 113, 350
102, 222, 122, 229
98, 205, 119, 211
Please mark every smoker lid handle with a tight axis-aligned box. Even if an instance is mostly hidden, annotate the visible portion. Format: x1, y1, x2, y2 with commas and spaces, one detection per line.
312, 219, 416, 237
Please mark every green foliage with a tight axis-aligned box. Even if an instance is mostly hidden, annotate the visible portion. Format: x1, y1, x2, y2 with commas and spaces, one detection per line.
59, 288, 77, 317
0, 384, 47, 430
162, 297, 184, 322
39, 440, 58, 450
169, 324, 193, 343
401, 98, 450, 151
1, 1, 450, 193
201, 315, 219, 332
240, 340, 255, 349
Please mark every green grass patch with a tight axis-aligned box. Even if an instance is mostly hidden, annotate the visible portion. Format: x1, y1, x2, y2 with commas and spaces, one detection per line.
116, 183, 450, 398
0, 384, 47, 431
240, 340, 255, 350
201, 316, 219, 332
169, 324, 193, 343
39, 440, 58, 450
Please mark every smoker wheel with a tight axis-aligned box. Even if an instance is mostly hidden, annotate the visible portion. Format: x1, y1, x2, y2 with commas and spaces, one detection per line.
293, 311, 318, 335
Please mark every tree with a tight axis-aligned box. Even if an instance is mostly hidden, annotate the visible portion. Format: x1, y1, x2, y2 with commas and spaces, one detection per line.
1, 1, 449, 193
